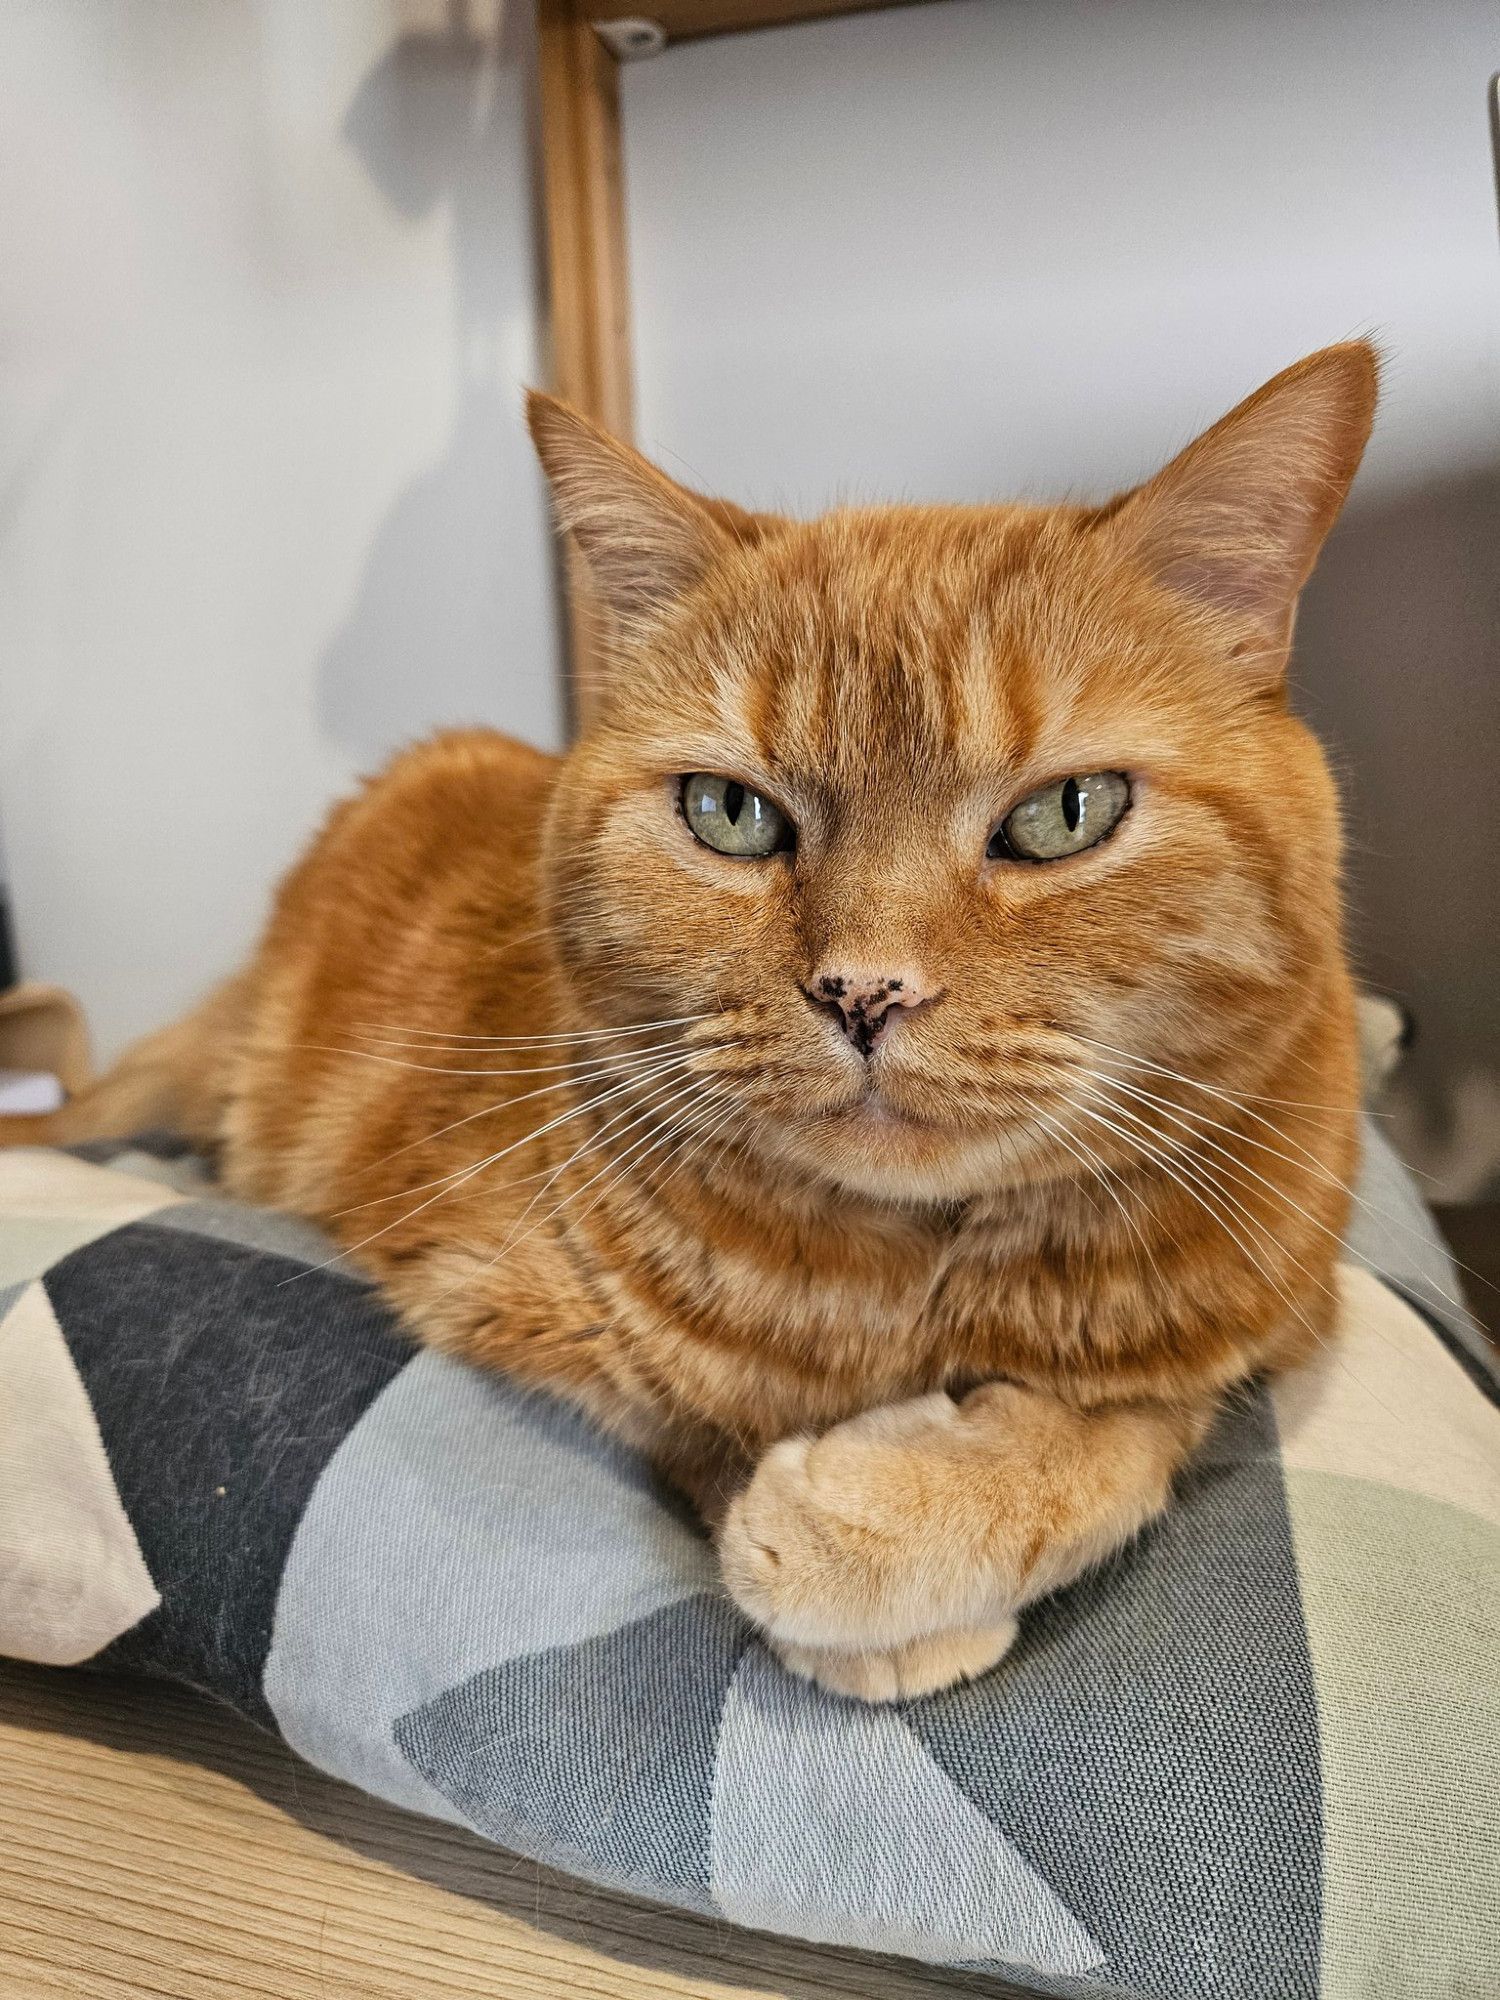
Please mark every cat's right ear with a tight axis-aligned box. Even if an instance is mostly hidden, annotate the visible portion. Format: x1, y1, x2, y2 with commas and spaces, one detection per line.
1098, 342, 1378, 686
526, 392, 744, 628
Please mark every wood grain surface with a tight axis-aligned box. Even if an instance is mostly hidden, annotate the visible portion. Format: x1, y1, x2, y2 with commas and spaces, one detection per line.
0, 1662, 1032, 2000
536, 0, 636, 720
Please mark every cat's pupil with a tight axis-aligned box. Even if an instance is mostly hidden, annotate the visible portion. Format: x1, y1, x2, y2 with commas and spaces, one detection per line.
724, 781, 745, 825
1062, 778, 1081, 832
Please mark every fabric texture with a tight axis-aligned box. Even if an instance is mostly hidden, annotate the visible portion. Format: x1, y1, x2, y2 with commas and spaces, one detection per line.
0, 1129, 1495, 2000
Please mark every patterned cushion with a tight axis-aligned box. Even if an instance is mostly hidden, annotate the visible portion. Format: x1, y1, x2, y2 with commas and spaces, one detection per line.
1, 1131, 1496, 1999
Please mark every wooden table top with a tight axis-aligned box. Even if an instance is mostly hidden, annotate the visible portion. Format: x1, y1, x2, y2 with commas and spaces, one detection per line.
1, 1660, 1030, 2000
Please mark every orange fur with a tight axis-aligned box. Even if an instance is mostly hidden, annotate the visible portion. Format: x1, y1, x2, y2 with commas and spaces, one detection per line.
13, 346, 1377, 1698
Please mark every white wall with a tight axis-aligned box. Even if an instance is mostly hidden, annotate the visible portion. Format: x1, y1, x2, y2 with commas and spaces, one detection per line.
2, 0, 1495, 1194
622, 0, 1500, 1194
0, 1, 561, 1063
625, 0, 1496, 509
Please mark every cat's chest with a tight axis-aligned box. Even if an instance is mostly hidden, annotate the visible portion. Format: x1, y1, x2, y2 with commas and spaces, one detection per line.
622, 1210, 1108, 1439
589, 1161, 1242, 1443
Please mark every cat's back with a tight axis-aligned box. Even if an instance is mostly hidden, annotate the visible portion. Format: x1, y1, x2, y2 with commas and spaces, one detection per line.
264, 725, 555, 932
289, 728, 558, 901
223, 728, 562, 1206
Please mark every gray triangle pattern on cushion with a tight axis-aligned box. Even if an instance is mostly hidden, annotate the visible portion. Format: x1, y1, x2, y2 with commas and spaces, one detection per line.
43, 1218, 413, 1721
395, 1593, 751, 1912
904, 1386, 1322, 2000
261, 1347, 722, 1822
709, 1640, 1105, 1979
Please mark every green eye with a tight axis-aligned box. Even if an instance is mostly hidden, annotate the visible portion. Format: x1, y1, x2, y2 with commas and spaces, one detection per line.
681, 774, 794, 858
990, 771, 1130, 863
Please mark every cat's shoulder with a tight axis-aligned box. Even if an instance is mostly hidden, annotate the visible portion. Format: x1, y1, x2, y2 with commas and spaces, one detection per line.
280, 731, 560, 904
371, 727, 560, 799
340, 728, 560, 838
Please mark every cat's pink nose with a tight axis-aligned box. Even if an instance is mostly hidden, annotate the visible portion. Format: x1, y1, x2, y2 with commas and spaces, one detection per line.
804, 967, 937, 1058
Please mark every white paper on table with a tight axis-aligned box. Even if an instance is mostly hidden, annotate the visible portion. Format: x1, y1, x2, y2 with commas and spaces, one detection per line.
0, 1071, 64, 1115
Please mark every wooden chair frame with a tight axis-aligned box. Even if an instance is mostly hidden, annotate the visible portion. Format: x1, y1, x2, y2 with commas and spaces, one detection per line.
534, 0, 928, 708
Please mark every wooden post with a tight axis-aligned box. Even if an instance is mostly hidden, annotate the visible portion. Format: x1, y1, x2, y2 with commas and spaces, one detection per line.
533, 0, 940, 724
535, 0, 634, 724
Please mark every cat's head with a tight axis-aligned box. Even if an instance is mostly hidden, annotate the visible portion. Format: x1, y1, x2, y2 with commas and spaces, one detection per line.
532, 346, 1375, 1203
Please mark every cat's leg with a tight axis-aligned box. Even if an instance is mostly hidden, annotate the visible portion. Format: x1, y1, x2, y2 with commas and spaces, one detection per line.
650, 1429, 755, 1533
718, 1384, 1215, 1701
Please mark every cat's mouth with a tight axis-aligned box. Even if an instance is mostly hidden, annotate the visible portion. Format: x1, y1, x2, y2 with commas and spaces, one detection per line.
819, 1086, 953, 1140
767, 1048, 1076, 1198
842, 1097, 943, 1132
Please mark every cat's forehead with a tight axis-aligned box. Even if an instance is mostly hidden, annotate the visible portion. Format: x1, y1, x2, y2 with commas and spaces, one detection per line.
685, 504, 1146, 790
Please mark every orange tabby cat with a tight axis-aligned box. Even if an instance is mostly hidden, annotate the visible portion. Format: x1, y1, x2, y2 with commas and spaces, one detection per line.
10, 344, 1375, 1700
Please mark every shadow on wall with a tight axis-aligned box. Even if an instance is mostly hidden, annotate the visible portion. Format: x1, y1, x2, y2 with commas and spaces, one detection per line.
318, 3, 557, 765
1297, 464, 1500, 1199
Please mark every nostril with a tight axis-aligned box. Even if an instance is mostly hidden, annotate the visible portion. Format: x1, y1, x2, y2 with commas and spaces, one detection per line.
803, 970, 937, 1058
804, 986, 857, 1039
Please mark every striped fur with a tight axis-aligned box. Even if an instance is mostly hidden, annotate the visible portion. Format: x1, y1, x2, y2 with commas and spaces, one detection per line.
16, 345, 1378, 1697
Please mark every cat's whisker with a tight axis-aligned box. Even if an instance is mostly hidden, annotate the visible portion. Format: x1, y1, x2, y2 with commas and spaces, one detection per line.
472, 1067, 721, 1256
560, 1091, 734, 1245
1063, 1026, 1360, 1118
344, 1010, 716, 1050
414, 1064, 730, 1235
436, 1077, 733, 1299
330, 1063, 700, 1224
553, 1085, 747, 1267
1078, 1072, 1445, 1323
288, 1051, 700, 1271
1073, 1080, 1341, 1308
1067, 1038, 1476, 1318
477, 1062, 718, 1212
1094, 1069, 1358, 1228
325, 1047, 705, 1212
1088, 1064, 1346, 1173
343, 1030, 696, 1059
336, 1032, 731, 1185
638, 1085, 748, 1205
1063, 1085, 1410, 1413
1031, 1107, 1170, 1290
1028, 1110, 1105, 1219
571, 1075, 737, 1206
1052, 1028, 1461, 1297
296, 1038, 713, 1081
1063, 1086, 1321, 1317
1058, 1090, 1376, 1399
1077, 1077, 1434, 1367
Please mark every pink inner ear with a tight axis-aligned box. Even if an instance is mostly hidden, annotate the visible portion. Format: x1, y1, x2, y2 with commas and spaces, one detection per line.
1108, 347, 1378, 672
528, 392, 737, 628
1151, 534, 1300, 633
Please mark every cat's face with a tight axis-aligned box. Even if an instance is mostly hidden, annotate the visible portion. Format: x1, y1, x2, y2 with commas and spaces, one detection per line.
537, 347, 1374, 1204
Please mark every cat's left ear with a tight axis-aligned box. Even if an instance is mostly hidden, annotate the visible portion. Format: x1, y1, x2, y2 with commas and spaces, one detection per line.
1102, 342, 1378, 684
526, 392, 769, 628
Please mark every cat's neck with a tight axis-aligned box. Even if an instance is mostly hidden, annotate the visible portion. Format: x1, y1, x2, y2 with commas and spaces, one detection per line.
541, 979, 1358, 1436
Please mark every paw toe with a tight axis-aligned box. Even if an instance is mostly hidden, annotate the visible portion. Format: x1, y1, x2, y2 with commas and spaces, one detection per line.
772, 1617, 1019, 1704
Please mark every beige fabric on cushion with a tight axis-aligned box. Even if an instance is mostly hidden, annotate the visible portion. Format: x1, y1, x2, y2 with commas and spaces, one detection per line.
0, 1281, 160, 1665
0, 1148, 184, 1289
1273, 1267, 1500, 2000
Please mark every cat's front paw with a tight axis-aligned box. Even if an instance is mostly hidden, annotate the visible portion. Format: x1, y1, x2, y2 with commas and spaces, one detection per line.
718, 1394, 999, 1653
773, 1620, 1019, 1703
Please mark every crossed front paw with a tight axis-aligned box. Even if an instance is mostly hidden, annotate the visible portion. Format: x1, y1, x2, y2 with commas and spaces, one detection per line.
773, 1621, 1020, 1703
718, 1392, 1005, 1658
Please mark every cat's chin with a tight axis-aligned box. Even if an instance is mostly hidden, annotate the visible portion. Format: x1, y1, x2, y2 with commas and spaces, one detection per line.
786, 1099, 1035, 1205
